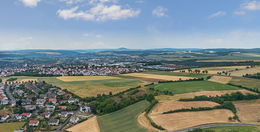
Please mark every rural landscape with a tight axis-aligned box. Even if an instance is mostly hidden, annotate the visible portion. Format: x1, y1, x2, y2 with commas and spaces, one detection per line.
1, 0, 260, 132
1, 48, 260, 132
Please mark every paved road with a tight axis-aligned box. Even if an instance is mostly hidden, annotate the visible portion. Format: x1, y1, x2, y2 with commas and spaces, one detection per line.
4, 85, 16, 105
170, 123, 260, 132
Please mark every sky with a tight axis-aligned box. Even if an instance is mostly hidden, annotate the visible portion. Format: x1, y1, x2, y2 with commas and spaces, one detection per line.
1, 0, 260, 50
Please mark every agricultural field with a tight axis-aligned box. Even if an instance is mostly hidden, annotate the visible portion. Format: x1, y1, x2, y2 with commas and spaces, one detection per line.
146, 81, 239, 94
151, 100, 219, 115
137, 113, 160, 132
230, 66, 260, 77
150, 109, 234, 131
174, 66, 248, 74
234, 99, 260, 123
56, 76, 121, 82
121, 73, 193, 82
0, 122, 25, 132
1, 76, 146, 97
204, 126, 260, 132
208, 76, 232, 84
156, 90, 255, 102
230, 77, 260, 90
143, 71, 208, 78
67, 116, 100, 132
97, 101, 151, 132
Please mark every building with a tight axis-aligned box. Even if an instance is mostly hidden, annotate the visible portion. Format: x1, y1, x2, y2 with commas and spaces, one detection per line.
48, 119, 59, 126
0, 113, 9, 121
20, 113, 32, 119
80, 106, 91, 113
28, 120, 39, 127
70, 116, 79, 124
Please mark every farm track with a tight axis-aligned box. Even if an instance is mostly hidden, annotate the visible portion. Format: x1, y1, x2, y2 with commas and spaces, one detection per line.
171, 123, 260, 132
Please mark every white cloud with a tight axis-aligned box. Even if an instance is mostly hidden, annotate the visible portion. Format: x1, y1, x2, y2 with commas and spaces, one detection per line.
242, 1, 260, 10
208, 11, 226, 19
19, 0, 41, 7
57, 4, 140, 21
234, 10, 246, 15
83, 33, 103, 38
59, 0, 82, 4
152, 6, 167, 17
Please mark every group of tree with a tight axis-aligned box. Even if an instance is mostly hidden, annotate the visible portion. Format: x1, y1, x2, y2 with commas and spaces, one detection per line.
243, 73, 260, 79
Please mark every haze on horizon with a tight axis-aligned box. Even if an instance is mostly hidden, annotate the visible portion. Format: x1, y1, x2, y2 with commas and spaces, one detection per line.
1, 0, 260, 50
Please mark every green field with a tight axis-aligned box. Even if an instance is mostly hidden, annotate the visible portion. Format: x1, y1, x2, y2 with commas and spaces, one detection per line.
0, 122, 25, 132
144, 71, 208, 78
1, 76, 146, 97
147, 81, 239, 94
98, 101, 151, 132
203, 126, 260, 132
230, 77, 260, 90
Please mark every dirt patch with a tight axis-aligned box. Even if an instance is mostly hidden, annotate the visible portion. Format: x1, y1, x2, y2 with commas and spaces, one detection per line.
67, 116, 100, 132
122, 73, 193, 81
151, 101, 219, 115
137, 113, 162, 132
234, 99, 260, 124
208, 76, 232, 84
156, 89, 255, 101
150, 109, 234, 131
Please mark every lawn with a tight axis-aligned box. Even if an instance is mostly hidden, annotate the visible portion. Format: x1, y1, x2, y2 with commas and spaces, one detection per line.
204, 126, 260, 132
0, 122, 25, 132
230, 77, 260, 90
144, 71, 208, 78
98, 101, 151, 132
2, 76, 146, 97
147, 81, 239, 94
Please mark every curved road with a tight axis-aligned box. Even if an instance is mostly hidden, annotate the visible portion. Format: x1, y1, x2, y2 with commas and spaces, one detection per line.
170, 123, 260, 132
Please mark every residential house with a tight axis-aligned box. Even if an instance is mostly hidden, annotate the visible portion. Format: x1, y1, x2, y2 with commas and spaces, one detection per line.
80, 106, 91, 113
48, 119, 59, 126
20, 113, 32, 119
70, 116, 79, 124
29, 120, 39, 127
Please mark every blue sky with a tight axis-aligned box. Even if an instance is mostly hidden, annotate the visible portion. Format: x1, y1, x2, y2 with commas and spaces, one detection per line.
1, 0, 260, 50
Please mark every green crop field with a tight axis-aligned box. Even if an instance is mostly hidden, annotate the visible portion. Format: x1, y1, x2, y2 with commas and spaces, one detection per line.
203, 126, 260, 132
230, 77, 260, 90
147, 81, 239, 94
144, 71, 208, 78
98, 101, 151, 132
0, 122, 25, 132
1, 76, 146, 97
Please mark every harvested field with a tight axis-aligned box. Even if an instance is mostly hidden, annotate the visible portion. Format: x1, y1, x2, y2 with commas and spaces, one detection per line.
137, 113, 160, 132
230, 66, 260, 77
156, 89, 255, 101
150, 109, 234, 131
151, 101, 219, 115
121, 73, 193, 81
144, 71, 208, 78
234, 99, 260, 124
57, 76, 120, 82
196, 60, 260, 62
208, 76, 232, 84
174, 66, 248, 74
67, 116, 100, 132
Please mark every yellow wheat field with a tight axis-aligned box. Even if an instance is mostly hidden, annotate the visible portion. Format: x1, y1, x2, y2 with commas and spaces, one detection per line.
122, 73, 193, 81
67, 116, 100, 132
57, 76, 120, 82
208, 76, 232, 84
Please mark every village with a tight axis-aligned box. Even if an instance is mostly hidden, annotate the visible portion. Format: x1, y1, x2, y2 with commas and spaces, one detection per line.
0, 81, 92, 132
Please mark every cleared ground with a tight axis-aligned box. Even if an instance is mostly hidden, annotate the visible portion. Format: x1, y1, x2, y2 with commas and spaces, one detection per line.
151, 101, 219, 115
98, 101, 151, 132
230, 77, 260, 90
205, 126, 260, 132
230, 66, 260, 77
57, 76, 120, 82
234, 99, 260, 124
156, 89, 255, 101
208, 76, 232, 84
67, 116, 100, 132
0, 122, 25, 132
2, 76, 146, 97
121, 73, 193, 81
150, 109, 234, 131
147, 81, 239, 94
